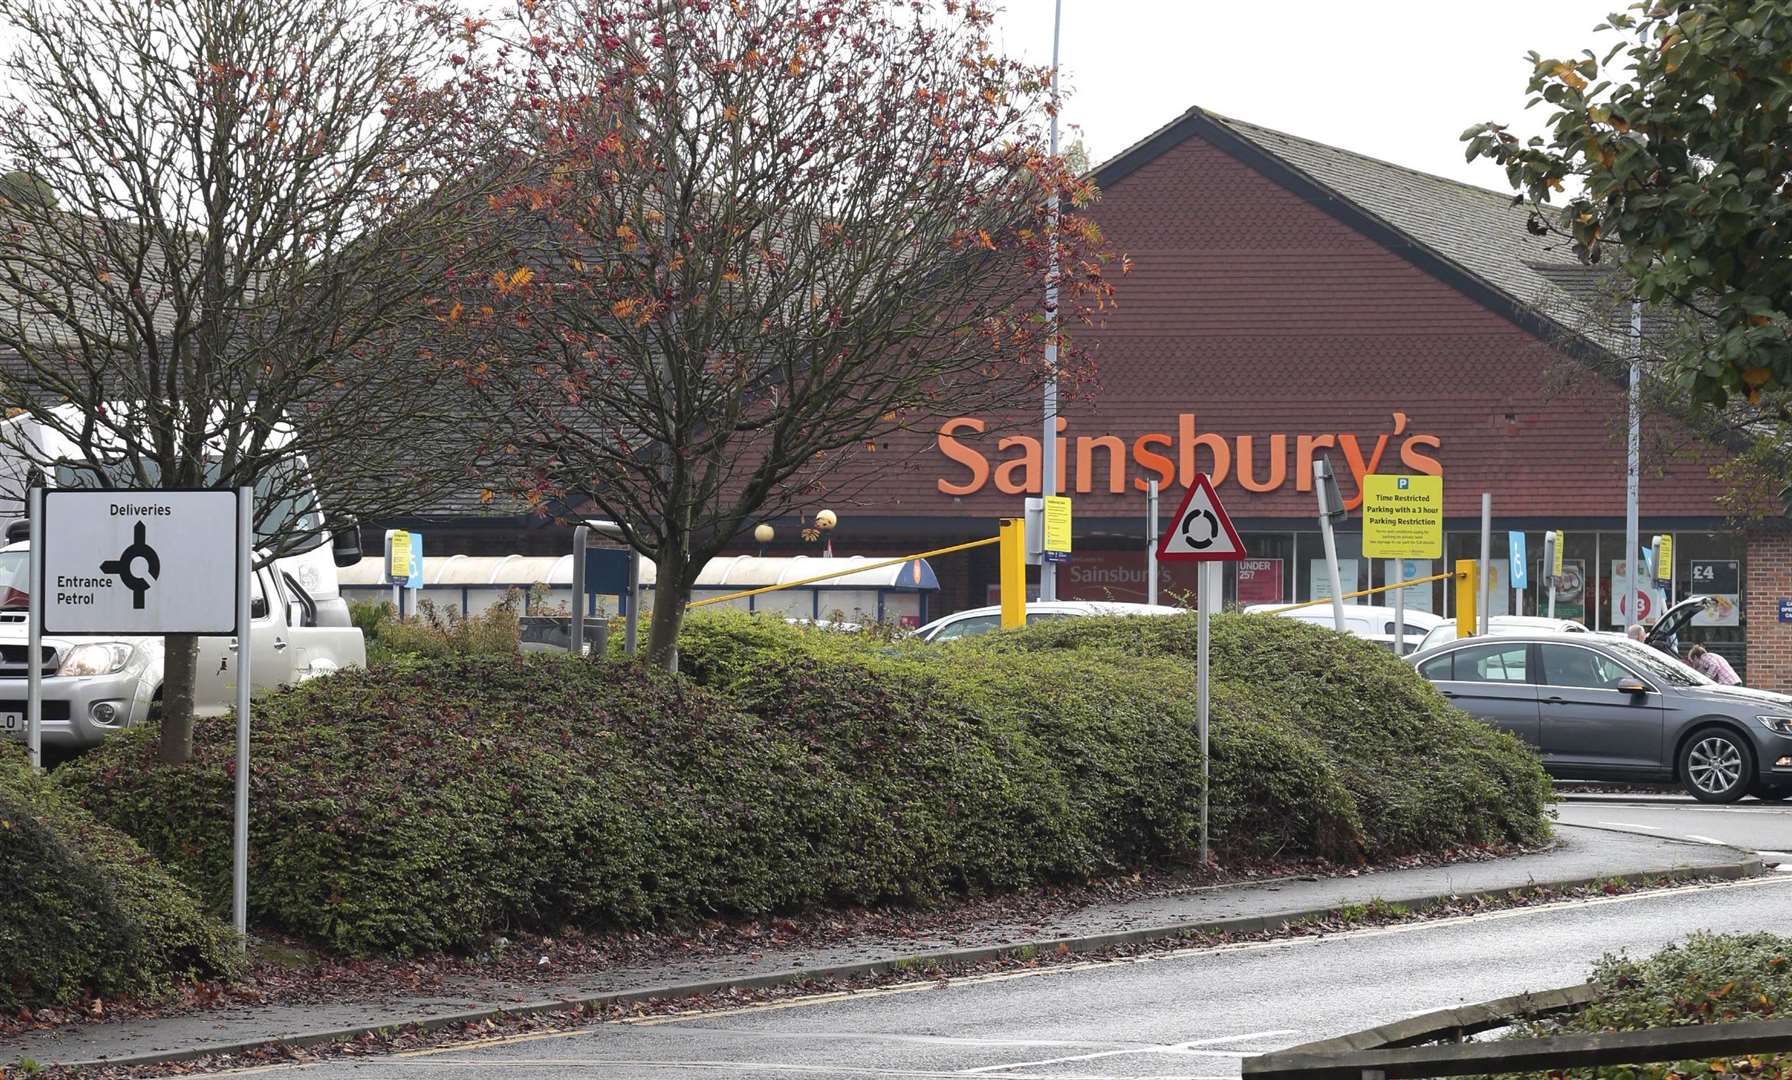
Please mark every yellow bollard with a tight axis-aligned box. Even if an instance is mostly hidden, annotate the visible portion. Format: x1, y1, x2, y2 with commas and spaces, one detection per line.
999, 518, 1026, 629
1455, 559, 1478, 639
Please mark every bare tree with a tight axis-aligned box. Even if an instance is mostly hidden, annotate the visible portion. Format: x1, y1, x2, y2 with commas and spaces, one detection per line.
450, 0, 1122, 669
0, 0, 519, 761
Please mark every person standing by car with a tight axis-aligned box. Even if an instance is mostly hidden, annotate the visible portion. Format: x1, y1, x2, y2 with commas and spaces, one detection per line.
1685, 644, 1742, 685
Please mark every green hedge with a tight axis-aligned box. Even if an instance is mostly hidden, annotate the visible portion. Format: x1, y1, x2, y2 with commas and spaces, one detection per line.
0, 742, 238, 1009
962, 612, 1555, 860
1495, 933, 1792, 1078
56, 610, 1551, 957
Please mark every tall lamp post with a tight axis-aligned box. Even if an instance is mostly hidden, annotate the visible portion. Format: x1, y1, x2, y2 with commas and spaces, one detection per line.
1039, 0, 1064, 602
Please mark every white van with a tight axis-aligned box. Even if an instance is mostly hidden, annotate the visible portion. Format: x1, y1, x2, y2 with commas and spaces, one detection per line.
1245, 603, 1447, 655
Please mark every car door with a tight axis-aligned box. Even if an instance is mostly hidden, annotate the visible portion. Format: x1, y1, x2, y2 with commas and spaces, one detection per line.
193, 569, 281, 711
1419, 641, 1540, 747
1536, 642, 1667, 770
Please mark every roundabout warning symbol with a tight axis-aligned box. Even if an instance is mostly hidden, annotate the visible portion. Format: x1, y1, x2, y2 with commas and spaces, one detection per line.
100, 521, 162, 608
1156, 474, 1244, 563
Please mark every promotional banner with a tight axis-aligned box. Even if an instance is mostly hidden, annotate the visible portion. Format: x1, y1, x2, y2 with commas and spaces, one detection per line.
1381, 559, 1435, 614
1689, 559, 1740, 627
1236, 558, 1284, 606
1309, 559, 1360, 604
1610, 559, 1668, 624
1550, 559, 1587, 622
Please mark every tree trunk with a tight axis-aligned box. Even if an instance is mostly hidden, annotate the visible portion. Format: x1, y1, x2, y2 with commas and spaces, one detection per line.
645, 551, 690, 672
158, 632, 200, 764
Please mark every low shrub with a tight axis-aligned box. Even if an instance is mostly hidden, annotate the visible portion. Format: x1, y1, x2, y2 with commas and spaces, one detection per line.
351, 593, 525, 665
0, 742, 238, 1009
1496, 933, 1792, 1078
56, 609, 1551, 958
967, 612, 1554, 859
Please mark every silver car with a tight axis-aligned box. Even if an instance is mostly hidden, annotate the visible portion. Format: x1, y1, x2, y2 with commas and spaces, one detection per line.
1410, 631, 1792, 803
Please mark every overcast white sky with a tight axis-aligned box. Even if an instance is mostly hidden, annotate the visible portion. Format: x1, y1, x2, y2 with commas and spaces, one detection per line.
984, 0, 1628, 191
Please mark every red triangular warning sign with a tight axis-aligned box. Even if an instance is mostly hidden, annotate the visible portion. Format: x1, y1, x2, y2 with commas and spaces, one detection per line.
1156, 474, 1245, 562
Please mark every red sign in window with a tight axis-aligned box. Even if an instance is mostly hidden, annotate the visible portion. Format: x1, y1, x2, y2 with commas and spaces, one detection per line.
1235, 558, 1284, 606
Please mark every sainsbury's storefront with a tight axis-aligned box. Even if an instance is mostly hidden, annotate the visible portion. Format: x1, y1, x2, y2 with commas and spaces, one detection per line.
736, 106, 1792, 688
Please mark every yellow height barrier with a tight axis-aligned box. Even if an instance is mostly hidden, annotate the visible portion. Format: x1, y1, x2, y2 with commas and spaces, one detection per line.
1254, 569, 1459, 616
686, 533, 1009, 611
998, 518, 1025, 629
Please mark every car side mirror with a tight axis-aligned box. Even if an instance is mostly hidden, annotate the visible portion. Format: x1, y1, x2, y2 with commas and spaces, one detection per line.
1616, 678, 1649, 695
331, 526, 363, 568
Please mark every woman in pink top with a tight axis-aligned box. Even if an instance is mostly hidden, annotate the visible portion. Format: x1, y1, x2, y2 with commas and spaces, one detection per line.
1684, 644, 1741, 686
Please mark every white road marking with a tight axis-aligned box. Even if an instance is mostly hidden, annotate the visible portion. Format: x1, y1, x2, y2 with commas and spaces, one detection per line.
957, 1029, 1297, 1074
221, 877, 1792, 1076
276, 1060, 1234, 1079
1597, 821, 1662, 830
1683, 835, 1727, 845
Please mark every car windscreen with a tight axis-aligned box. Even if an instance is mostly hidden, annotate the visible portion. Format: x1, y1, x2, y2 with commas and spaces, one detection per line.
0, 550, 25, 607
1608, 640, 1710, 687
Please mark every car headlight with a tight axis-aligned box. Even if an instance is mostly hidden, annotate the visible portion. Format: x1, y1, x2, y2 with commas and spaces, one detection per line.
59, 642, 136, 677
1757, 715, 1792, 738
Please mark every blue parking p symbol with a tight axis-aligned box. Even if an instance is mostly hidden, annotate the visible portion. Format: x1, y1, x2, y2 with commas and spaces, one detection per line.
1397, 477, 1409, 489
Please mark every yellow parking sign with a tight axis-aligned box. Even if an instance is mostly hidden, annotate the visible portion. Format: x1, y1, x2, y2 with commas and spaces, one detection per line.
1042, 495, 1072, 563
1361, 474, 1443, 559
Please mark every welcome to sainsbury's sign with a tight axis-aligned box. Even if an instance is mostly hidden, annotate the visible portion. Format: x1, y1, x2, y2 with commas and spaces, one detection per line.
936, 411, 1440, 511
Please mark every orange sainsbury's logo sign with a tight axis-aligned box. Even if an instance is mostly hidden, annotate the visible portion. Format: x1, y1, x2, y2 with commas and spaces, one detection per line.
936, 411, 1441, 511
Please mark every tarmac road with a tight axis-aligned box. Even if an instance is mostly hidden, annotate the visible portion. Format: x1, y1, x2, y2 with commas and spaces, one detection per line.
1555, 797, 1792, 863
223, 874, 1792, 1080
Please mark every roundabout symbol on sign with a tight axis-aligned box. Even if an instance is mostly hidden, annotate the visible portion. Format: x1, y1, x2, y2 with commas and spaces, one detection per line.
1156, 473, 1243, 563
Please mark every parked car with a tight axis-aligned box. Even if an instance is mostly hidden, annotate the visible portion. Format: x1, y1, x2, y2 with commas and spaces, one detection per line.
1410, 596, 1714, 658
1244, 603, 1446, 655
0, 540, 365, 750
1409, 630, 1792, 803
1413, 615, 1593, 656
913, 601, 1183, 643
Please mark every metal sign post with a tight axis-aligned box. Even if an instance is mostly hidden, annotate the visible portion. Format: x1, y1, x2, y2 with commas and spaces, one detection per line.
1156, 474, 1244, 867
25, 487, 41, 771
233, 487, 252, 942
570, 525, 588, 655
1479, 494, 1492, 636
35, 487, 247, 941
1146, 480, 1159, 606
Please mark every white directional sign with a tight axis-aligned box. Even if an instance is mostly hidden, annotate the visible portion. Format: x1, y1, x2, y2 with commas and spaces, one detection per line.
40, 490, 241, 634
1156, 473, 1245, 562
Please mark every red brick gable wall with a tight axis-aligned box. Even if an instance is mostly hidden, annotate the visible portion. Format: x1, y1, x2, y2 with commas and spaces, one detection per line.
851, 131, 1735, 522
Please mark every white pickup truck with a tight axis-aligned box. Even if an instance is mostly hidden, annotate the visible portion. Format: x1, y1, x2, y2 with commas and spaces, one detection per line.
0, 539, 366, 749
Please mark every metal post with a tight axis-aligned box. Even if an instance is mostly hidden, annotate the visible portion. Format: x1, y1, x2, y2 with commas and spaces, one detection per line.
1038, 0, 1063, 604
1549, 579, 1558, 619
1311, 458, 1347, 632
1392, 558, 1406, 655
1197, 561, 1212, 865
624, 550, 641, 657
233, 486, 253, 944
1146, 479, 1159, 606
570, 525, 588, 656
1626, 297, 1642, 629
1479, 493, 1492, 636
25, 487, 42, 772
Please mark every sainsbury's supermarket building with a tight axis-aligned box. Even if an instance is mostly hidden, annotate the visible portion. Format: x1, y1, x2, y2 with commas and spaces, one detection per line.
753, 106, 1792, 685
411, 104, 1792, 688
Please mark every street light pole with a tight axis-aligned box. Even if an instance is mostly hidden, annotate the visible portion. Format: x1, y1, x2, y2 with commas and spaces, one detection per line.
1038, 0, 1063, 603
1626, 297, 1641, 630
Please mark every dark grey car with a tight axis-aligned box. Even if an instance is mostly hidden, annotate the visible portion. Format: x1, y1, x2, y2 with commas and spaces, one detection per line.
1409, 632, 1792, 803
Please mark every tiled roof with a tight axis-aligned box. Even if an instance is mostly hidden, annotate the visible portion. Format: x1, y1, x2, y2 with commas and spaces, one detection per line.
1093, 106, 1628, 357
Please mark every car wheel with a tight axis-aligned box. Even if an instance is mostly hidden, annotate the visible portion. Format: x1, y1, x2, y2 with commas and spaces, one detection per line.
1679, 729, 1754, 804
